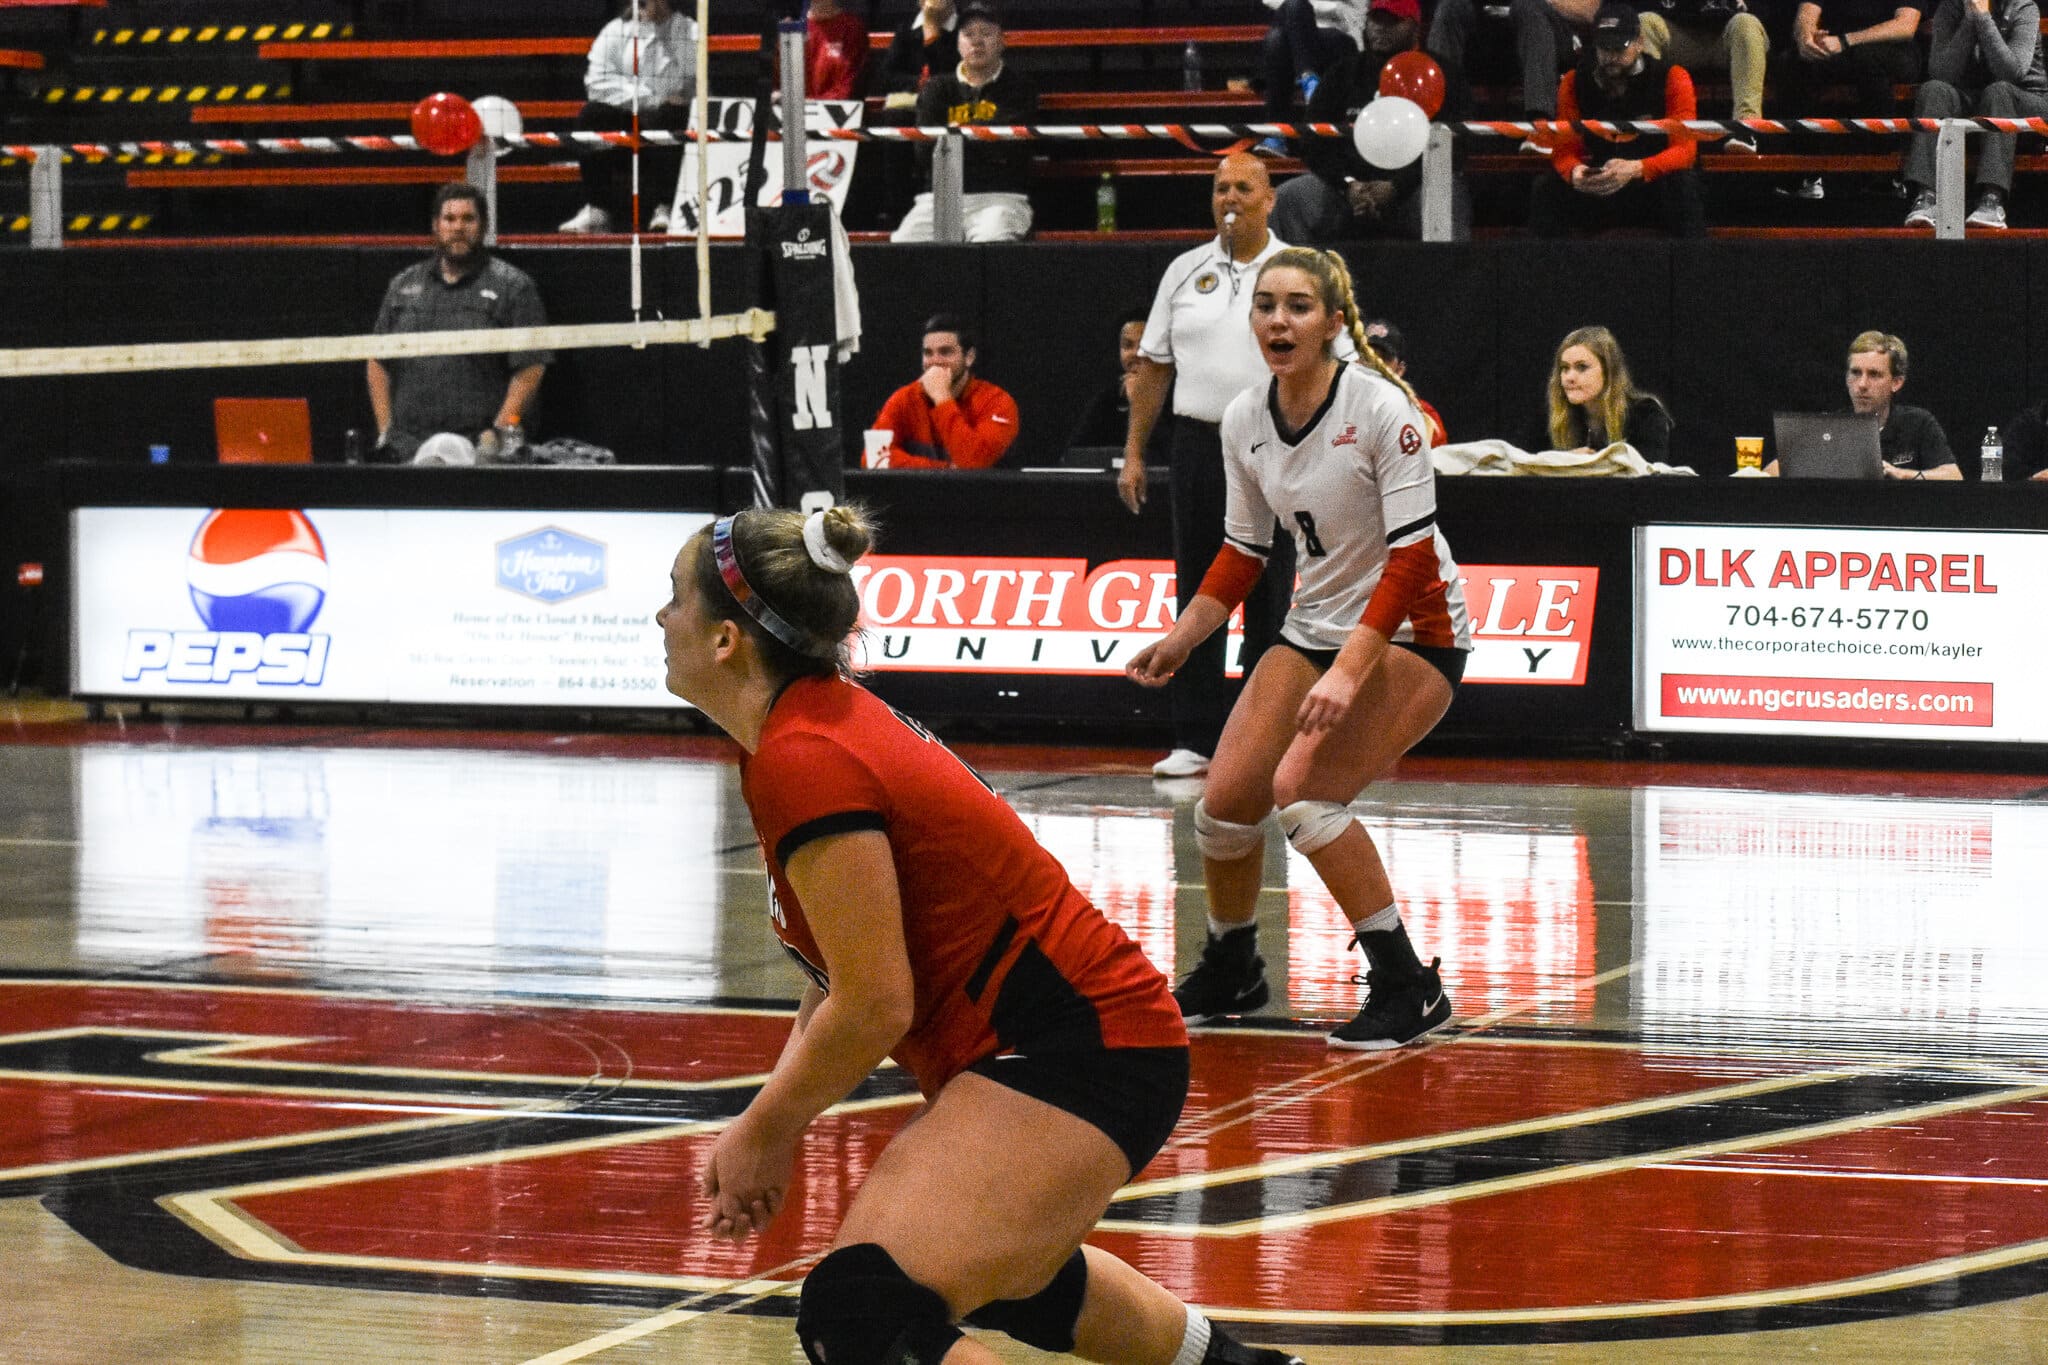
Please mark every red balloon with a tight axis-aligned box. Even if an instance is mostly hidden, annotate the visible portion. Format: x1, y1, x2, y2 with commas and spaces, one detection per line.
1378, 51, 1446, 120
411, 92, 482, 156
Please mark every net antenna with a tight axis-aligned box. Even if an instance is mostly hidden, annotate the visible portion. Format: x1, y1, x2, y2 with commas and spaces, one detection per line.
694, 0, 711, 345
629, 3, 644, 329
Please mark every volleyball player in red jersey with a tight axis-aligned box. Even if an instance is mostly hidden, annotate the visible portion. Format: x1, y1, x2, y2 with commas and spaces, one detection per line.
660, 506, 1301, 1365
1128, 248, 1473, 1052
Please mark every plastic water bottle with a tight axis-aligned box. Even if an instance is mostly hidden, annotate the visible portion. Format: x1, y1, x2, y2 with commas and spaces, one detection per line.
343, 428, 364, 465
1981, 426, 2003, 482
1095, 172, 1117, 234
1183, 40, 1202, 92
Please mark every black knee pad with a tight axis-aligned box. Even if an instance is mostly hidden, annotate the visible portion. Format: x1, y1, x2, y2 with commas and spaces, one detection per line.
962, 1248, 1088, 1352
796, 1243, 964, 1365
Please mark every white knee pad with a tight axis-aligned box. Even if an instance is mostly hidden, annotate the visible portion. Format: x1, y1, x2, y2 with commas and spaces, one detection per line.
1279, 799, 1354, 856
1194, 802, 1269, 862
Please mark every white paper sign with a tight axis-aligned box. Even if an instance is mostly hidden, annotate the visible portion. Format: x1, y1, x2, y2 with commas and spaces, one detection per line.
671, 97, 863, 238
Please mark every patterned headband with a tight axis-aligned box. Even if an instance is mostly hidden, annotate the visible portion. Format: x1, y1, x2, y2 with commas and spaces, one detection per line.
710, 515, 836, 658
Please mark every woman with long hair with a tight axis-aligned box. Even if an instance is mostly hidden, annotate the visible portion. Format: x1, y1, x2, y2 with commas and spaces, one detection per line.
665, 505, 1300, 1365
1127, 247, 1472, 1050
1545, 324, 1673, 462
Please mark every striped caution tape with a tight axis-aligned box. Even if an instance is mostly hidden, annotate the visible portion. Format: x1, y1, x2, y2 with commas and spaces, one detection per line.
39, 83, 289, 104
9, 117, 2048, 164
0, 309, 777, 380
4, 214, 152, 235
92, 23, 350, 45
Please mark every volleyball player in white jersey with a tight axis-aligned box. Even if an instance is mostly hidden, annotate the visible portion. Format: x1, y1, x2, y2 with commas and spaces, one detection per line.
1127, 247, 1473, 1050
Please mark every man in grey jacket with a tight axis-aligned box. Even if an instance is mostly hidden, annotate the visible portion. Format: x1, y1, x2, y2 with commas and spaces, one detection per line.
1901, 0, 2047, 228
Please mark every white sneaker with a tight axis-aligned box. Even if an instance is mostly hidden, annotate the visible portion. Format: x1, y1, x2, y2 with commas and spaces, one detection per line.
1904, 191, 1936, 228
1968, 193, 2008, 229
1152, 748, 1211, 778
557, 203, 611, 234
648, 203, 671, 233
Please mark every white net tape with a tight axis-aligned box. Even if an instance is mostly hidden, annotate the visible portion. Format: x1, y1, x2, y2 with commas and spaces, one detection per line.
0, 308, 775, 379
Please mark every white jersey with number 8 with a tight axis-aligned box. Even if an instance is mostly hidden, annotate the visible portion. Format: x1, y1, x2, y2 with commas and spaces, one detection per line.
1218, 363, 1472, 653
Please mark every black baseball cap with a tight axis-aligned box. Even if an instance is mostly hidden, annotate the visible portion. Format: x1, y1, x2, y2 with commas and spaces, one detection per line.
1592, 2, 1640, 47
957, 2, 1002, 27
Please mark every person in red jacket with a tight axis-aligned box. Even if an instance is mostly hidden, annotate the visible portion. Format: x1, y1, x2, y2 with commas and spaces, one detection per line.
806, 0, 869, 99
868, 314, 1021, 469
1528, 3, 1707, 237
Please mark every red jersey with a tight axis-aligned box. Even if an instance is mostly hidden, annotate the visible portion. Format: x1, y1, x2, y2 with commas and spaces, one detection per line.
740, 675, 1185, 1095
871, 375, 1019, 470
807, 12, 868, 99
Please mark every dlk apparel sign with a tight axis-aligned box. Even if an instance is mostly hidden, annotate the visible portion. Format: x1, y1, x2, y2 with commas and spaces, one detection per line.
1635, 523, 2034, 741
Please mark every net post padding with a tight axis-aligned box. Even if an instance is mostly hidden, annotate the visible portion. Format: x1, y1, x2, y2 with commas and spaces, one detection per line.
745, 199, 845, 514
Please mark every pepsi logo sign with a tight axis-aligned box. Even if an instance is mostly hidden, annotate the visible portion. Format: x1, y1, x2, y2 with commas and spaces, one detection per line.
121, 509, 333, 686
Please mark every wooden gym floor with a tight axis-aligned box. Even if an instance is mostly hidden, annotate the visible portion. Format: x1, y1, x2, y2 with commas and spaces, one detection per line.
2, 715, 2045, 1363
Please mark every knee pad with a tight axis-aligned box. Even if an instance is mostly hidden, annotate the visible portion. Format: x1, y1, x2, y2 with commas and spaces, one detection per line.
796, 1243, 964, 1365
1278, 799, 1354, 856
963, 1248, 1087, 1352
1195, 801, 1269, 862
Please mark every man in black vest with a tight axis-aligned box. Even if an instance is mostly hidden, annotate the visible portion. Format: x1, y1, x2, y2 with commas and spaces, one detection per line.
1528, 3, 1707, 236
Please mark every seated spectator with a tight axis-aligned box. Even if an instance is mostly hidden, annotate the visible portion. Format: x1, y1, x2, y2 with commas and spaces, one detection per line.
870, 314, 1020, 468
1901, 0, 2047, 230
560, 0, 698, 234
1999, 395, 2048, 479
1638, 0, 1770, 150
807, 0, 869, 99
1542, 324, 1674, 461
1258, 0, 1369, 155
1775, 0, 1928, 199
891, 3, 1037, 242
371, 184, 551, 464
1068, 308, 1172, 457
1429, 0, 1596, 119
1363, 318, 1449, 444
877, 0, 961, 102
1529, 5, 1706, 237
1273, 0, 1475, 241
1765, 331, 1957, 478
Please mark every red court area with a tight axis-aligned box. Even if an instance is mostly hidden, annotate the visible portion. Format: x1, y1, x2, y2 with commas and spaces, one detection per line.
8, 980, 2044, 1333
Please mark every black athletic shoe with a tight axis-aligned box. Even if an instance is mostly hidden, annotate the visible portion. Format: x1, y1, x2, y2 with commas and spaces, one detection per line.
1173, 931, 1271, 1023
1204, 1331, 1306, 1365
1327, 955, 1452, 1050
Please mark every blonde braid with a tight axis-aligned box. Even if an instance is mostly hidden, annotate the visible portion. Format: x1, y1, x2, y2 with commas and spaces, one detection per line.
1322, 250, 1422, 414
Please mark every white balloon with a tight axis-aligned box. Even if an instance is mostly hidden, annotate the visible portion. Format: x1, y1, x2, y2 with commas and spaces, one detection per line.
472, 95, 524, 147
1352, 95, 1429, 170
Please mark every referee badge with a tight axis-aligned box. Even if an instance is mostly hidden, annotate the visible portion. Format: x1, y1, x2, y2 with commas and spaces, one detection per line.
1194, 271, 1220, 294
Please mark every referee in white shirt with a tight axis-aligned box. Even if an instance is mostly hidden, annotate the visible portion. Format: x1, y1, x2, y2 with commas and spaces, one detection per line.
1122, 152, 1299, 779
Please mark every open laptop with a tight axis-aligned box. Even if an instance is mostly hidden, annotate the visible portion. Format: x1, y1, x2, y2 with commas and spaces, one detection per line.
214, 398, 313, 464
1772, 412, 1884, 480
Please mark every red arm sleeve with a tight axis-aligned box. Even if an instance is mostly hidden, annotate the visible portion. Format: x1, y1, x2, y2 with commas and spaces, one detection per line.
1550, 75, 1585, 179
1194, 542, 1265, 613
1360, 538, 1442, 637
1418, 398, 1447, 447
927, 383, 1019, 469
1640, 67, 1698, 180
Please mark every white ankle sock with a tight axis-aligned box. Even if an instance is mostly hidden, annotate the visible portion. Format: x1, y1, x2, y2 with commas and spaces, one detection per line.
1208, 916, 1254, 939
1172, 1308, 1213, 1365
1349, 903, 1401, 936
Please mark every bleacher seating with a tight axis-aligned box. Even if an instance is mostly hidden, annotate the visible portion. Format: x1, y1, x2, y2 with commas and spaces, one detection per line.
5, 1, 2047, 240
